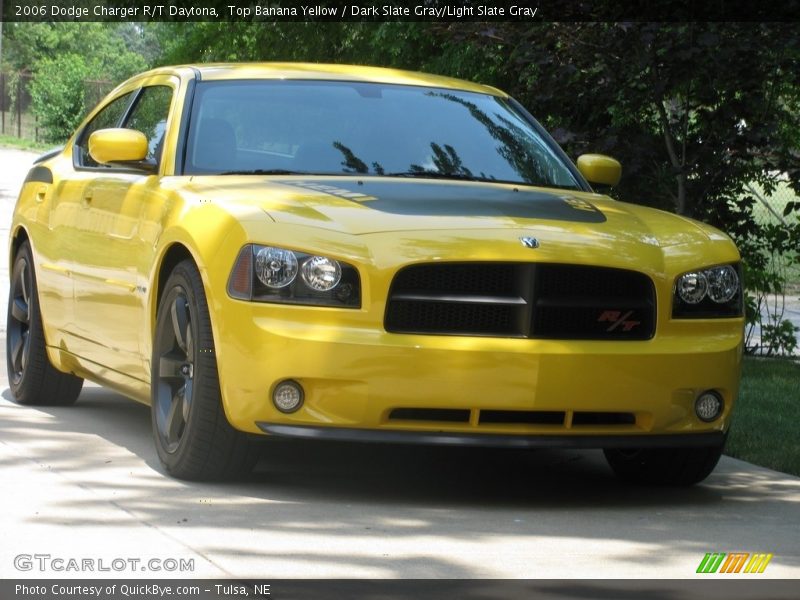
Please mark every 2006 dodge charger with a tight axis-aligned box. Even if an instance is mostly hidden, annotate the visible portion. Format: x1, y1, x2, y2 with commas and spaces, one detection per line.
7, 63, 743, 483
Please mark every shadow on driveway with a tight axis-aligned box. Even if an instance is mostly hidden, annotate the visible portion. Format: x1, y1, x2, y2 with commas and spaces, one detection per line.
1, 384, 799, 577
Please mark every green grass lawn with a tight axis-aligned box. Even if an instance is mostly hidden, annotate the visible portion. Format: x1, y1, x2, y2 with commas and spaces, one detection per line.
0, 134, 53, 153
726, 356, 800, 476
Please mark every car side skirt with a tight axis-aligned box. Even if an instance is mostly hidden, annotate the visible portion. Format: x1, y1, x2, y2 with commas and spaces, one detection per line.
257, 423, 726, 449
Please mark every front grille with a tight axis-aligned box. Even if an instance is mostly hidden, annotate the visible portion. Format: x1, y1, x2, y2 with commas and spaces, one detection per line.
385, 263, 655, 340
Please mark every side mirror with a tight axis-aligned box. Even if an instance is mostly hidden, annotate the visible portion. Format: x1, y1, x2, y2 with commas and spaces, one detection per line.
576, 154, 622, 187
88, 128, 155, 173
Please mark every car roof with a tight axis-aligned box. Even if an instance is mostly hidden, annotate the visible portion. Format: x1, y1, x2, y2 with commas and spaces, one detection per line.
138, 62, 508, 97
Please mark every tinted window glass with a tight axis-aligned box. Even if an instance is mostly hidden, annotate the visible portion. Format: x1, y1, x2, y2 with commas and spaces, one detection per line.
76, 92, 133, 168
184, 80, 579, 189
124, 85, 173, 164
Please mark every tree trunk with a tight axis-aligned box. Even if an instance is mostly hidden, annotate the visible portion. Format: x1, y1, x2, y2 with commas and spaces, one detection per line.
655, 98, 688, 215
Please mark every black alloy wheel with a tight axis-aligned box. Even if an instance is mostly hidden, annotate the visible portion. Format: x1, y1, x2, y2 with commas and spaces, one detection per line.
151, 259, 258, 480
154, 287, 196, 453
6, 240, 83, 406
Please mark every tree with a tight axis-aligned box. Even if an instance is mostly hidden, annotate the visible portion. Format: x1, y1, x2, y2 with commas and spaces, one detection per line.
2, 23, 153, 142
447, 23, 799, 222
28, 54, 92, 143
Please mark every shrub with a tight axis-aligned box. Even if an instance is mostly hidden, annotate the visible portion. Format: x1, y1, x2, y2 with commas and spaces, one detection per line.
29, 54, 92, 144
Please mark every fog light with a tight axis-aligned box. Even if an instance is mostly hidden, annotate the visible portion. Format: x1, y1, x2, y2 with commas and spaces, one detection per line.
272, 380, 304, 413
695, 390, 723, 422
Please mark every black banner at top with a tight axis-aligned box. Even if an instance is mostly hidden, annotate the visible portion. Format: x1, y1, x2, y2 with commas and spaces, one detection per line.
2, 0, 800, 22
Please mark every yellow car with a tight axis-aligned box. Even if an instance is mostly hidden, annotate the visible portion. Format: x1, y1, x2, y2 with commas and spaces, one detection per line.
8, 63, 743, 483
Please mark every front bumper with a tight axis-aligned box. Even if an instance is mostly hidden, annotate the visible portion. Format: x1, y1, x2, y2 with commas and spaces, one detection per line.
214, 299, 743, 441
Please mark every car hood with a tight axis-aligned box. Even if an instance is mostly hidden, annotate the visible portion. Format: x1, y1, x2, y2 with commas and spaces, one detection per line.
185, 176, 715, 249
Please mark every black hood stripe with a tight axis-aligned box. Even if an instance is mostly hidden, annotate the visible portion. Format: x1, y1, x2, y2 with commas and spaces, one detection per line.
280, 179, 607, 224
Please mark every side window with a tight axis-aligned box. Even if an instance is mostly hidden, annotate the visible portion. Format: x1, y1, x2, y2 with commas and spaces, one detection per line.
123, 86, 173, 165
76, 92, 133, 168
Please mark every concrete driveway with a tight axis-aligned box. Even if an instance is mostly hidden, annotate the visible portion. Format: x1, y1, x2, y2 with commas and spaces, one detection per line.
0, 147, 798, 581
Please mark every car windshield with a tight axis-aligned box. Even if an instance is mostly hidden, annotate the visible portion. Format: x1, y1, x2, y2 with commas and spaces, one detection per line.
183, 80, 581, 189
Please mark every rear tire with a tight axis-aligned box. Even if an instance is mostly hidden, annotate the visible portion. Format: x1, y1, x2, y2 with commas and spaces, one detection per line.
604, 437, 727, 486
151, 259, 258, 480
6, 241, 83, 406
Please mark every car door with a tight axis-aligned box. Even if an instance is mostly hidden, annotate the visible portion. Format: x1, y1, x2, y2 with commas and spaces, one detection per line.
41, 90, 136, 356
68, 82, 176, 386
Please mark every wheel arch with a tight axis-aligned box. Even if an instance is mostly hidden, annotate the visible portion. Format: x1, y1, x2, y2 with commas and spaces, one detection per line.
148, 237, 225, 364
151, 242, 196, 332
9, 226, 31, 273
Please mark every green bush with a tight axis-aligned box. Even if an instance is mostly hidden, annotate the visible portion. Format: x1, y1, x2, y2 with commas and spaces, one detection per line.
739, 217, 800, 356
29, 54, 92, 144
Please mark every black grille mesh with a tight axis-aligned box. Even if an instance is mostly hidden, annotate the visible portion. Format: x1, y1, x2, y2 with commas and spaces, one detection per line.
391, 263, 519, 295
385, 263, 655, 340
537, 264, 646, 298
387, 301, 519, 336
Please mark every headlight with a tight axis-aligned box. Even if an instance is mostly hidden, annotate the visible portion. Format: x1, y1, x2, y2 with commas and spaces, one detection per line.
673, 263, 742, 318
301, 255, 342, 291
255, 246, 298, 288
228, 244, 360, 308
675, 271, 707, 304
705, 265, 739, 304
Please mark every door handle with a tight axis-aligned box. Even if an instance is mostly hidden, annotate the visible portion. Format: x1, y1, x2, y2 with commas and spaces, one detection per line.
35, 186, 47, 203
81, 191, 93, 208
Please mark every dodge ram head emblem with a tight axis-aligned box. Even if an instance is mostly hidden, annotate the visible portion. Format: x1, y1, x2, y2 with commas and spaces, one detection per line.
519, 236, 540, 248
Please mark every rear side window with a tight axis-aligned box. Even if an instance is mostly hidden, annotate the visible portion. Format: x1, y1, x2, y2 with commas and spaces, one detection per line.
76, 92, 133, 168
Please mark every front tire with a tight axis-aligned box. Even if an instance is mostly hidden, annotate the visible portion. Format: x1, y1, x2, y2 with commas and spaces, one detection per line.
151, 259, 257, 480
6, 241, 83, 406
603, 437, 727, 486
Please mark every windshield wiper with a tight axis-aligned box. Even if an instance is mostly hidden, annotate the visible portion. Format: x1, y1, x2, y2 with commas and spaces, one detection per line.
218, 169, 314, 176
382, 171, 580, 190
383, 171, 499, 183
